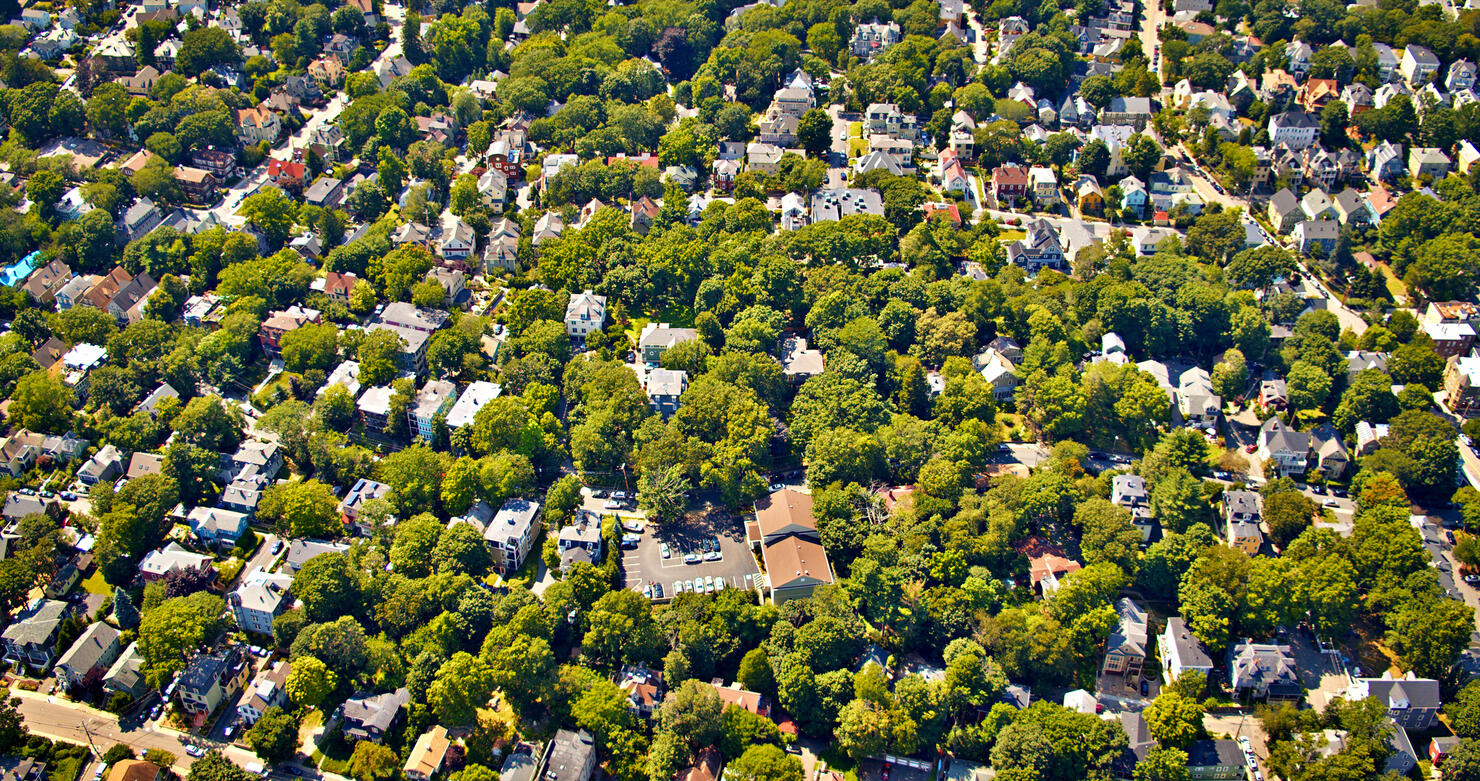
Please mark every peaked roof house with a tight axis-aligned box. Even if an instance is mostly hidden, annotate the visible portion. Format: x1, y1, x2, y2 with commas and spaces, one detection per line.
340, 688, 411, 743
1258, 417, 1311, 478
1159, 617, 1213, 684
1346, 671, 1441, 731
1101, 598, 1148, 677
1229, 641, 1302, 701
752, 488, 834, 604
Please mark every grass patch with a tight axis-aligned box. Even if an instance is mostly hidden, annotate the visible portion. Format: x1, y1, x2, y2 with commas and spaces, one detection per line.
848, 121, 863, 138
80, 568, 110, 596
623, 305, 696, 345
847, 137, 868, 158
997, 229, 1026, 242
251, 371, 299, 409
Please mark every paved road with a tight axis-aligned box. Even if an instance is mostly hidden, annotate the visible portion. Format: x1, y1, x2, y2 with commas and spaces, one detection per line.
964, 9, 989, 65
13, 690, 259, 772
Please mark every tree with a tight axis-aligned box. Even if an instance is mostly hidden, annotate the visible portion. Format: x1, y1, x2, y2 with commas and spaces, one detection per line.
356, 328, 405, 387
1143, 692, 1205, 750
177, 26, 241, 76
1134, 747, 1191, 781
582, 590, 662, 668
280, 323, 339, 374
1263, 492, 1315, 548
8, 371, 72, 432
1388, 597, 1475, 678
137, 592, 226, 687
796, 109, 833, 158
637, 464, 690, 524
111, 587, 139, 629
26, 170, 64, 217
726, 745, 802, 781
349, 741, 400, 781
258, 481, 341, 538
291, 553, 360, 623
1447, 681, 1480, 739
429, 652, 495, 726
1444, 740, 1480, 781
285, 655, 337, 707
433, 523, 493, 576
240, 188, 298, 248
1286, 360, 1332, 411
657, 679, 725, 751
244, 706, 299, 763
174, 396, 243, 451
186, 753, 253, 781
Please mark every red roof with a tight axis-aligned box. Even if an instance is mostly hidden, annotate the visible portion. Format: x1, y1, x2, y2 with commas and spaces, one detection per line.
268, 159, 307, 180
991, 164, 1028, 186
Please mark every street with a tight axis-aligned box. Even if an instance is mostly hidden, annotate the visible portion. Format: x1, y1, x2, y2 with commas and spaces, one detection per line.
12, 690, 259, 773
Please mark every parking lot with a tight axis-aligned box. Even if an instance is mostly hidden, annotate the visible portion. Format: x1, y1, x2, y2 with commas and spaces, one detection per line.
622, 506, 760, 601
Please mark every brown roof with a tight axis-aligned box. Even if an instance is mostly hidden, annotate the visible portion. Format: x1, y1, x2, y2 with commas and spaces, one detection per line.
701, 682, 767, 716
325, 271, 357, 297
753, 489, 814, 540
1029, 553, 1081, 586
106, 761, 160, 781
84, 267, 131, 308
763, 536, 833, 588
675, 748, 722, 781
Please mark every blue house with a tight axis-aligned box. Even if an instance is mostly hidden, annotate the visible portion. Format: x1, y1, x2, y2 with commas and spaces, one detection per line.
184, 506, 251, 549
1120, 176, 1149, 218
0, 251, 42, 287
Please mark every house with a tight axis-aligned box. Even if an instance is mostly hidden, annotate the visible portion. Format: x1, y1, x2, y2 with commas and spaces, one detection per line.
484, 498, 543, 574
366, 322, 430, 376
175, 167, 219, 204
1110, 474, 1153, 541
21, 259, 72, 305
304, 177, 345, 209
1028, 166, 1058, 204
190, 148, 237, 180
1229, 641, 1301, 700
438, 216, 476, 261
1332, 188, 1377, 229
139, 541, 214, 582
407, 380, 457, 441
60, 343, 108, 401
1101, 598, 1148, 677
1102, 96, 1156, 129
1432, 737, 1462, 766
178, 647, 249, 726
229, 568, 294, 636
445, 381, 502, 431
701, 680, 772, 717
1310, 424, 1349, 480
991, 164, 1029, 204
1222, 490, 1263, 554
1342, 671, 1440, 731
1028, 551, 1081, 594
259, 306, 321, 358
78, 444, 124, 485
267, 159, 309, 190
1186, 740, 1245, 780
103, 642, 145, 698
565, 290, 607, 338
1367, 141, 1405, 181
850, 19, 901, 58
753, 489, 835, 604
339, 478, 393, 532
187, 507, 250, 549
1159, 617, 1213, 684
341, 688, 410, 743
54, 622, 122, 690
1401, 44, 1440, 85
810, 188, 885, 222
1, 599, 69, 669
233, 108, 282, 146
647, 369, 687, 419
1268, 111, 1319, 149
404, 727, 451, 781
1445, 355, 1480, 415
236, 660, 290, 726
1005, 219, 1065, 272
557, 516, 604, 573
105, 761, 160, 781
541, 729, 597, 781
324, 272, 358, 303
1409, 146, 1452, 180
1293, 219, 1339, 256
1258, 417, 1311, 477
639, 323, 699, 364
781, 337, 825, 384
1177, 367, 1221, 428
284, 540, 351, 573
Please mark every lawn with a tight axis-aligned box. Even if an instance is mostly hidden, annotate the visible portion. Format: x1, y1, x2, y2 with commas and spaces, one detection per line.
623, 304, 696, 345
80, 568, 110, 596
1371, 260, 1407, 300
997, 229, 1026, 242
848, 121, 863, 138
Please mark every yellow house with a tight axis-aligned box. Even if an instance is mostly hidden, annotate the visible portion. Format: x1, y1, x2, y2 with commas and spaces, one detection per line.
1076, 178, 1104, 215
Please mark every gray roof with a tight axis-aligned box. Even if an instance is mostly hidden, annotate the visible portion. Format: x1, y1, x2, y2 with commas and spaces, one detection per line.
648, 368, 687, 398
103, 641, 143, 692
1187, 739, 1243, 769
56, 621, 119, 674
545, 729, 596, 781
1230, 642, 1299, 690
2, 600, 68, 648
1261, 417, 1311, 455
343, 688, 409, 734
1163, 617, 1213, 669
1352, 675, 1442, 710
1106, 597, 1148, 657
484, 498, 541, 546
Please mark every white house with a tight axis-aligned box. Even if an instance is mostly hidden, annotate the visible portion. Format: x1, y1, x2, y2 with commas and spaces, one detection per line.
564, 290, 607, 337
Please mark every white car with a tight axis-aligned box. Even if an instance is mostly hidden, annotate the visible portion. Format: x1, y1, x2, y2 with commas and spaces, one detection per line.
660, 543, 671, 558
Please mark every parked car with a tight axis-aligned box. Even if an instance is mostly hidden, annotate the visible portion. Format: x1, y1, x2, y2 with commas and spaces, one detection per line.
684, 553, 702, 564
592, 489, 608, 498
603, 500, 622, 510
612, 491, 628, 500
652, 583, 664, 599
184, 746, 205, 758
660, 543, 671, 558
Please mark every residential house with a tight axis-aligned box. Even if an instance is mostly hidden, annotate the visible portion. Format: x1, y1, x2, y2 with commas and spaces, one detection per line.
77, 444, 123, 485
1258, 417, 1311, 477
259, 305, 321, 358
1005, 219, 1065, 272
1101, 598, 1148, 677
404, 727, 451, 781
1159, 617, 1214, 684
105, 761, 160, 781
54, 622, 122, 690
639, 323, 699, 364
304, 177, 345, 209
484, 498, 543, 574
565, 290, 607, 338
339, 478, 393, 532
236, 660, 290, 726
407, 380, 457, 441
850, 19, 901, 58
1367, 141, 1406, 181
1268, 111, 1319, 148
1409, 146, 1452, 179
175, 167, 219, 204
1333, 188, 1377, 229
117, 199, 162, 242
1293, 219, 1339, 256
1110, 474, 1153, 541
267, 159, 309, 190
557, 516, 604, 573
1102, 96, 1156, 129
187, 507, 250, 549
445, 381, 501, 432
1229, 642, 1302, 700
190, 148, 237, 180
1186, 740, 1245, 781
138, 541, 213, 582
1, 599, 69, 669
542, 729, 597, 781
103, 642, 145, 698
1310, 424, 1350, 480
1401, 44, 1441, 84
21, 259, 72, 305
1346, 672, 1441, 731
308, 56, 345, 86
648, 369, 687, 419
1027, 549, 1081, 594
233, 108, 282, 146
1223, 490, 1263, 554
341, 688, 411, 743
229, 568, 293, 636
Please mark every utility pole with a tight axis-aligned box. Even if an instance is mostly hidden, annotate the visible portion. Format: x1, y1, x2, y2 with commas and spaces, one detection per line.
79, 719, 102, 759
